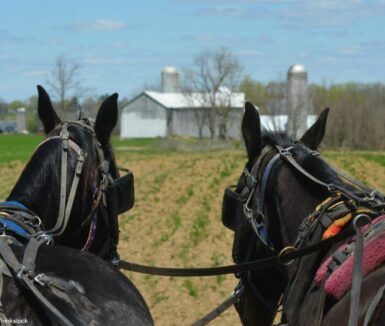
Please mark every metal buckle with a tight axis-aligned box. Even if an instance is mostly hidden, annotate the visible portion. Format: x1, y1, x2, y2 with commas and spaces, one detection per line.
16, 265, 27, 279
60, 128, 69, 151
110, 256, 120, 268
278, 246, 296, 266
34, 273, 49, 286
35, 233, 54, 245
243, 205, 253, 220
276, 146, 293, 157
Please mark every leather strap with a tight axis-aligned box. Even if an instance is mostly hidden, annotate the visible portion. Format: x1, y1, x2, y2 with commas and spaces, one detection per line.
364, 283, 385, 326
118, 226, 356, 277
349, 215, 370, 326
0, 239, 74, 326
191, 285, 244, 326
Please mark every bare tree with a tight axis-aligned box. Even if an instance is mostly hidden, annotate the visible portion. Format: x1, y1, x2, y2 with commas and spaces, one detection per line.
184, 48, 243, 139
47, 56, 85, 114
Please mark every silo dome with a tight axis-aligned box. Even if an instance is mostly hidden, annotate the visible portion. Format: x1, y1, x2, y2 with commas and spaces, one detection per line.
288, 64, 307, 75
162, 66, 178, 74
161, 66, 180, 93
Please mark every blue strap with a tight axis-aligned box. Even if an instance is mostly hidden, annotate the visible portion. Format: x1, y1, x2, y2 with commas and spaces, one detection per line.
0, 219, 30, 238
257, 222, 274, 249
258, 153, 281, 212
0, 201, 27, 210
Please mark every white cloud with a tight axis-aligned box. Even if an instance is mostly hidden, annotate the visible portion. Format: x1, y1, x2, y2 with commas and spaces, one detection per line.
71, 19, 127, 32
19, 70, 49, 77
84, 56, 124, 65
192, 1, 385, 29
298, 52, 308, 59
338, 45, 364, 55
235, 50, 263, 57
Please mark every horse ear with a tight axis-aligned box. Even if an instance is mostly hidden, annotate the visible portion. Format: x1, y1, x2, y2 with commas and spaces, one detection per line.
300, 108, 330, 150
242, 101, 262, 160
37, 85, 62, 134
94, 93, 118, 144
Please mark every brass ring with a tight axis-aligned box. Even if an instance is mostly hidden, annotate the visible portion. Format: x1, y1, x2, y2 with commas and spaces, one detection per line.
278, 246, 297, 266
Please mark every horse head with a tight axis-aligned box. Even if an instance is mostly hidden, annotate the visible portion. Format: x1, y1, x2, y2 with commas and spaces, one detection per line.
222, 102, 343, 325
6, 86, 133, 262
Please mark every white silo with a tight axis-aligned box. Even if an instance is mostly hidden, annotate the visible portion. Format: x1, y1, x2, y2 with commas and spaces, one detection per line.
16, 107, 27, 133
287, 64, 308, 139
161, 66, 180, 93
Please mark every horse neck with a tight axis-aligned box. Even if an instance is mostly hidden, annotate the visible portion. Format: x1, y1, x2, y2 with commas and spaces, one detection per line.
266, 165, 326, 248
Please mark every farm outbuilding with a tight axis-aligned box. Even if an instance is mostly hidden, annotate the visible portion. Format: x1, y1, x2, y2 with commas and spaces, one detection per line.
120, 66, 246, 139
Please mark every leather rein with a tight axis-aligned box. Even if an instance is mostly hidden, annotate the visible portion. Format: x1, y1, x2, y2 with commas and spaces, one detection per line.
118, 144, 384, 277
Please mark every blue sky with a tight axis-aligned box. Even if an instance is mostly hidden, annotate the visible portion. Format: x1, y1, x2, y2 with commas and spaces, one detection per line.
1, 0, 384, 102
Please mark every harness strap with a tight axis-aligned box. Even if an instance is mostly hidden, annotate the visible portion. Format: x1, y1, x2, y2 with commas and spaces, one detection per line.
118, 226, 356, 276
45, 126, 86, 236
56, 123, 68, 233
0, 202, 27, 210
276, 145, 331, 190
22, 238, 41, 275
276, 145, 382, 206
21, 275, 74, 326
0, 239, 74, 326
49, 152, 85, 237
364, 283, 385, 326
349, 215, 371, 326
191, 284, 244, 326
0, 269, 11, 326
258, 152, 282, 212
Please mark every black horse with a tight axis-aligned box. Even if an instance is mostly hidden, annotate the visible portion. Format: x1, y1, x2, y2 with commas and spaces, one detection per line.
223, 102, 385, 325
0, 86, 153, 325
7, 86, 123, 261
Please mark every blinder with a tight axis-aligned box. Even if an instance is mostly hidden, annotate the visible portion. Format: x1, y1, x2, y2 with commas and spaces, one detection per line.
106, 170, 135, 215
222, 186, 249, 231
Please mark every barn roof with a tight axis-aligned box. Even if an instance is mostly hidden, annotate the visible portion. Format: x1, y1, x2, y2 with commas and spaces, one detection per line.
143, 89, 245, 109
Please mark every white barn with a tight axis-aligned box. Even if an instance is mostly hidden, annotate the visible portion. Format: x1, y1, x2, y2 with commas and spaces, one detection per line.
120, 66, 247, 138
120, 90, 245, 138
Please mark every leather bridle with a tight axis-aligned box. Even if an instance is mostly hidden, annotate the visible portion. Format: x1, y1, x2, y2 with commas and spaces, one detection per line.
21, 119, 118, 259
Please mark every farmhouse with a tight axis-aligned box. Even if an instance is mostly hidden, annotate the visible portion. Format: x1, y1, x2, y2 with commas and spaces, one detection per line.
120, 67, 245, 139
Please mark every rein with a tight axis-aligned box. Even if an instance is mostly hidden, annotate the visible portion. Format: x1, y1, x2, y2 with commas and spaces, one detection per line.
117, 226, 358, 276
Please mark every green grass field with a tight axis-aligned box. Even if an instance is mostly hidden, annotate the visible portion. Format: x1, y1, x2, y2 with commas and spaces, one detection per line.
2, 134, 385, 325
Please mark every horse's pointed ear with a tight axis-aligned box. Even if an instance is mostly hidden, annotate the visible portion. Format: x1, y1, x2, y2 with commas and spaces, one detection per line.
300, 108, 330, 150
242, 101, 262, 160
94, 93, 118, 144
37, 85, 62, 134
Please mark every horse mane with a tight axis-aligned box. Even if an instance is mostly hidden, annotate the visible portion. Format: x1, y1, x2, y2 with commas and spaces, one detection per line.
262, 130, 293, 148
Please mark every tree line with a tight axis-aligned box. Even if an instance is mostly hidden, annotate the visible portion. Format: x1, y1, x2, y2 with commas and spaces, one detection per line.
1, 51, 385, 149
239, 78, 385, 150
